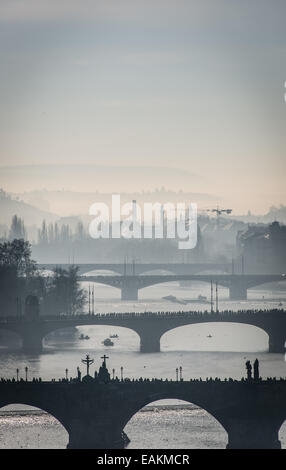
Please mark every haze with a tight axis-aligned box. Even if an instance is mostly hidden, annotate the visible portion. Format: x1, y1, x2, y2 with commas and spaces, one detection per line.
0, 1, 286, 214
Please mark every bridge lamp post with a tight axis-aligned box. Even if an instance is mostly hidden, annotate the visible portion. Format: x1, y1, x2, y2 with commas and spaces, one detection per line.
120, 366, 123, 381
179, 366, 183, 381
210, 280, 214, 313
16, 368, 19, 382
25, 366, 28, 382
176, 368, 178, 382
65, 369, 68, 380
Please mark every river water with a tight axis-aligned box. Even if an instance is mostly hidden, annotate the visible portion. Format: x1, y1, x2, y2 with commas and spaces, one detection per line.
0, 280, 286, 448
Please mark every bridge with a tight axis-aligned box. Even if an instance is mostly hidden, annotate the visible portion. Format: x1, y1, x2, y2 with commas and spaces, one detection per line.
80, 273, 286, 301
0, 359, 285, 449
1, 309, 286, 353
38, 262, 232, 276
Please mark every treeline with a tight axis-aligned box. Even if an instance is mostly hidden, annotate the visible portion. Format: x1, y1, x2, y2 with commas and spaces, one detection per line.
38, 220, 85, 245
2, 215, 27, 241
0, 239, 86, 317
1, 215, 87, 245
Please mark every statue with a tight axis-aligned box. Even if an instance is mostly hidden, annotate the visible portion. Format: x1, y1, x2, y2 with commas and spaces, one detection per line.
253, 358, 260, 381
245, 360, 252, 380
98, 355, 110, 383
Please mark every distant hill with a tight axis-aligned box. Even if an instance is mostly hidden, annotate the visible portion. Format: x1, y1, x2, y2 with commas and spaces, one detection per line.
12, 187, 218, 217
0, 163, 209, 197
0, 189, 58, 227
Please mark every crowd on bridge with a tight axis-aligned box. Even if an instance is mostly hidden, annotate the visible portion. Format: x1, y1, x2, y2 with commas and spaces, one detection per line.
1, 375, 286, 385
0, 308, 285, 323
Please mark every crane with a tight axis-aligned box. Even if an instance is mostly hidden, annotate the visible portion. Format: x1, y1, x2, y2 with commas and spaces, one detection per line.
204, 206, 232, 230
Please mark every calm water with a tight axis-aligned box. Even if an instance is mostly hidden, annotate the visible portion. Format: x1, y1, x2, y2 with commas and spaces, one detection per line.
0, 280, 285, 448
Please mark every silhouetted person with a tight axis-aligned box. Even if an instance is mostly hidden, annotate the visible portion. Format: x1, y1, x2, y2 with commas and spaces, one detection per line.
245, 360, 252, 380
254, 358, 260, 381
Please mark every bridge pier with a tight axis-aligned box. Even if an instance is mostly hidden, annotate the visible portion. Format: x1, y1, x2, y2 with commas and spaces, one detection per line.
138, 329, 161, 353
226, 419, 281, 449
121, 285, 138, 301
229, 283, 247, 300
66, 419, 128, 449
268, 330, 286, 354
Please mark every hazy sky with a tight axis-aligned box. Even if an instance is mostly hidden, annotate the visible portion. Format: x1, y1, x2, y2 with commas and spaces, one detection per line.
0, 1, 286, 213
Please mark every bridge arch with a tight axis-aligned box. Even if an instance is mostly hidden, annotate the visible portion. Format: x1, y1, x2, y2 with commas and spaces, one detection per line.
247, 279, 286, 290
139, 269, 178, 276
81, 269, 123, 276
160, 322, 269, 353
43, 323, 141, 352
278, 420, 286, 449
194, 269, 230, 275
0, 403, 69, 448
122, 396, 227, 448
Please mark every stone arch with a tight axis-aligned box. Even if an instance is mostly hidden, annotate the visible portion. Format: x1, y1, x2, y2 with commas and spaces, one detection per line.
0, 402, 69, 448
160, 322, 269, 352
43, 323, 141, 352
247, 279, 286, 291
122, 395, 228, 448
139, 269, 177, 276
81, 269, 123, 276
195, 269, 230, 275
278, 418, 286, 449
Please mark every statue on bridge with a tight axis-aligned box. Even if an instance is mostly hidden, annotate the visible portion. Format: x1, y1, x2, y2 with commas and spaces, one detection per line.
81, 354, 94, 378
245, 359, 260, 381
254, 358, 260, 381
98, 355, 110, 383
245, 360, 252, 380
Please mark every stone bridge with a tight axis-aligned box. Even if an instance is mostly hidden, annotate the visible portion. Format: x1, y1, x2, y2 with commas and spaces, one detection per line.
0, 370, 285, 449
80, 273, 286, 301
1, 309, 286, 353
38, 262, 232, 276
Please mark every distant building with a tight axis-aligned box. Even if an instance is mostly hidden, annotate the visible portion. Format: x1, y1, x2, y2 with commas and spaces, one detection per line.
236, 222, 286, 273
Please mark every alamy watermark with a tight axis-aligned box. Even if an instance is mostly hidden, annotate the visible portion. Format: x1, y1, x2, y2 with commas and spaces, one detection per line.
88, 195, 197, 250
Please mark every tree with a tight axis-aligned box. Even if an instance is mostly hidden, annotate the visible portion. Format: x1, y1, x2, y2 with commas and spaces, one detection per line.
38, 220, 48, 245
9, 215, 26, 240
43, 265, 86, 315
0, 239, 37, 277
0, 239, 39, 316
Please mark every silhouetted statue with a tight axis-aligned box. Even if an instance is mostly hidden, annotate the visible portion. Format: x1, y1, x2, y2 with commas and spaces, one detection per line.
98, 355, 110, 383
245, 360, 252, 380
254, 358, 260, 381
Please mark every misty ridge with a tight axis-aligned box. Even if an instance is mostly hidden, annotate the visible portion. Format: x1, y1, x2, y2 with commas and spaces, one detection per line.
1, 188, 286, 276
0, 164, 204, 195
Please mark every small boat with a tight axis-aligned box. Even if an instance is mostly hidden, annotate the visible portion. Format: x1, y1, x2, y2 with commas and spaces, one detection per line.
110, 334, 119, 338
207, 334, 212, 338
198, 295, 207, 301
162, 295, 187, 305
102, 338, 114, 346
79, 334, 90, 340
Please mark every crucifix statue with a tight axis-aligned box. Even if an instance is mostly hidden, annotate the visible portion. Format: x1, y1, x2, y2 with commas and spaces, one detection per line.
100, 354, 109, 367
81, 354, 94, 376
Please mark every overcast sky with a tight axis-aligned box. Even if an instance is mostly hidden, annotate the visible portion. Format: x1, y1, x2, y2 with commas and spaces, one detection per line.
0, 1, 286, 213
